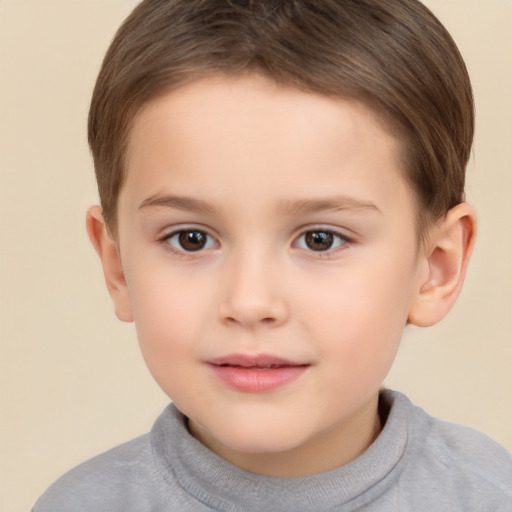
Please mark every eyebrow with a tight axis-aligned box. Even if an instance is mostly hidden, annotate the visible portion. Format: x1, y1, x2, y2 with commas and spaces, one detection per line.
138, 194, 381, 215
139, 195, 216, 214
276, 196, 381, 216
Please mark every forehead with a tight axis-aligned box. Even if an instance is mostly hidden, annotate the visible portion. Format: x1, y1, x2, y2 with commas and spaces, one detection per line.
121, 74, 413, 221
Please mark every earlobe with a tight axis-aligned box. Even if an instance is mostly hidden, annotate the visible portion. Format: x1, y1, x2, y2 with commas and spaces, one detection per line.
86, 206, 134, 323
408, 203, 477, 327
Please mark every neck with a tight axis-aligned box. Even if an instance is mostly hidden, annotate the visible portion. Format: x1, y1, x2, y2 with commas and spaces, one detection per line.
189, 394, 383, 477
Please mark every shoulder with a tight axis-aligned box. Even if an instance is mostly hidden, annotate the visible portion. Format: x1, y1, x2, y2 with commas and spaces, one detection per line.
32, 433, 165, 512
390, 391, 512, 509
424, 414, 512, 491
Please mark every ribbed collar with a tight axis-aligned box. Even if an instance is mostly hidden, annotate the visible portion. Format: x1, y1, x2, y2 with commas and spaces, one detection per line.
151, 390, 419, 511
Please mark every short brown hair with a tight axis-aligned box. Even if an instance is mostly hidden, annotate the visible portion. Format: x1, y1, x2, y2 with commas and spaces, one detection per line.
88, 0, 474, 238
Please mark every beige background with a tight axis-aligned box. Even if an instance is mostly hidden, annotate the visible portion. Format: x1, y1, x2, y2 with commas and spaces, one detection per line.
0, 0, 511, 510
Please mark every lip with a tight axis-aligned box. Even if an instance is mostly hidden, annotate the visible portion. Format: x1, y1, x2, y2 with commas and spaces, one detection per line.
206, 354, 310, 393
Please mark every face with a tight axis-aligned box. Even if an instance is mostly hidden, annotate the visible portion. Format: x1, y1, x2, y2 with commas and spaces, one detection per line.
114, 74, 429, 475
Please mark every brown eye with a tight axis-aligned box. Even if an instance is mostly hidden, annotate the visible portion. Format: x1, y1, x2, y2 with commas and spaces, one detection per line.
166, 229, 216, 252
178, 230, 207, 251
296, 230, 347, 252
305, 231, 334, 251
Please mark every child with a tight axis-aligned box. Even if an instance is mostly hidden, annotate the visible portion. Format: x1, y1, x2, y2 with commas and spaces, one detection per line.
33, 0, 512, 510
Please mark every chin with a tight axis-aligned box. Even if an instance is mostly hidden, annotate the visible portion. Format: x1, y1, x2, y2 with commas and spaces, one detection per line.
212, 420, 312, 455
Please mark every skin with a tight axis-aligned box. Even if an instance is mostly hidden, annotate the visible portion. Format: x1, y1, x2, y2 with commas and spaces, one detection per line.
87, 74, 476, 477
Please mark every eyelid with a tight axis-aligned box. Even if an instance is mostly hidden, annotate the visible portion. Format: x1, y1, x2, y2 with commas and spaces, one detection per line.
293, 226, 352, 254
158, 224, 220, 254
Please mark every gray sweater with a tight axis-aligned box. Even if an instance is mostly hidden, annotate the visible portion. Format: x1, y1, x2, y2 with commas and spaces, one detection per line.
33, 390, 512, 511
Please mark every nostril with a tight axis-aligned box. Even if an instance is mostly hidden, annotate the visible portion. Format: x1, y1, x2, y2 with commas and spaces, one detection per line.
225, 316, 275, 325
222, 314, 281, 328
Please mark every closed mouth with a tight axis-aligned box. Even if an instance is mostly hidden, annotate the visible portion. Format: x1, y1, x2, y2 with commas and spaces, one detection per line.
207, 354, 308, 368
206, 354, 310, 392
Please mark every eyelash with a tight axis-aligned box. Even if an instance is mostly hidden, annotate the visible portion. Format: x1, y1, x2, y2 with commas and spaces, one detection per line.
294, 229, 349, 256
159, 227, 218, 255
158, 227, 351, 257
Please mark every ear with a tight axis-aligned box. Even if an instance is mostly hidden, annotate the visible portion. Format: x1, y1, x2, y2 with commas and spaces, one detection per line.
86, 206, 134, 322
408, 203, 477, 327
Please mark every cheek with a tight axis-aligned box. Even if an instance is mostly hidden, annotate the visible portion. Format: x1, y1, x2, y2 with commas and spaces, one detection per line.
126, 264, 212, 361
127, 272, 214, 402
298, 254, 416, 361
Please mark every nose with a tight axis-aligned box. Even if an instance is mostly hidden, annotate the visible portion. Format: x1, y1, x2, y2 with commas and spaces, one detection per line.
218, 250, 289, 329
